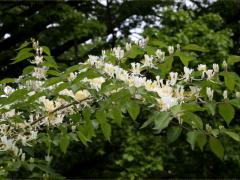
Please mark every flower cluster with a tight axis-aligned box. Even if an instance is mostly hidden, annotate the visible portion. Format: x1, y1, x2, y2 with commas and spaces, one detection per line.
0, 39, 239, 173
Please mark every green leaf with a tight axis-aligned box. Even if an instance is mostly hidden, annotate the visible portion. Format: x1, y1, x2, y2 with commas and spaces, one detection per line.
174, 51, 195, 66
43, 56, 58, 68
167, 126, 182, 143
12, 51, 34, 64
5, 89, 28, 105
196, 133, 207, 151
83, 108, 91, 120
101, 122, 111, 141
126, 100, 140, 121
59, 133, 70, 154
47, 70, 62, 77
27, 92, 46, 103
153, 112, 172, 132
187, 131, 207, 151
140, 117, 155, 129
186, 131, 199, 150
149, 39, 167, 48
64, 64, 82, 75
182, 112, 203, 130
158, 56, 173, 78
182, 103, 204, 112
96, 109, 111, 141
204, 102, 216, 116
227, 55, 240, 65
84, 118, 95, 139
222, 130, 240, 142
110, 106, 123, 126
229, 98, 240, 109
218, 103, 235, 126
127, 45, 144, 58
17, 41, 30, 50
22, 66, 34, 75
77, 130, 88, 146
42, 46, 51, 56
54, 82, 69, 94
209, 136, 224, 160
182, 44, 208, 52
220, 72, 236, 91
44, 77, 62, 87
96, 109, 106, 123
145, 46, 157, 55
0, 78, 16, 84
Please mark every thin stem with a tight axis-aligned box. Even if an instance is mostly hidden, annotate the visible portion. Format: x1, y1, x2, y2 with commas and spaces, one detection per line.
30, 98, 91, 126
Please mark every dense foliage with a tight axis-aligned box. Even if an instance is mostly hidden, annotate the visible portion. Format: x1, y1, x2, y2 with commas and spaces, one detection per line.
1, 0, 240, 178
1, 39, 240, 178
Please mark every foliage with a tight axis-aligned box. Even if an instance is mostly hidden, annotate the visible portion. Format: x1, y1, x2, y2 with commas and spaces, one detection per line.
144, 9, 233, 65
1, 39, 240, 178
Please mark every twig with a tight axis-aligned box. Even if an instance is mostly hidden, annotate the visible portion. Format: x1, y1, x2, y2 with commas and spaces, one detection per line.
30, 98, 90, 126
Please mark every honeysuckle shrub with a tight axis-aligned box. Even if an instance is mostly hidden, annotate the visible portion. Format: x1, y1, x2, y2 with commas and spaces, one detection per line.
1, 39, 240, 178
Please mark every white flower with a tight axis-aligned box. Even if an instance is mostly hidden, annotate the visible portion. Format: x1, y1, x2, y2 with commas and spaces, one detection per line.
115, 68, 129, 82
0, 136, 19, 156
32, 67, 47, 79
113, 46, 124, 60
155, 49, 165, 62
84, 77, 105, 91
41, 97, 61, 112
169, 72, 178, 86
223, 90, 228, 99
206, 69, 215, 80
29, 131, 38, 140
168, 46, 174, 54
128, 76, 146, 88
4, 86, 14, 96
223, 60, 228, 71
101, 50, 106, 59
189, 86, 201, 98
197, 64, 207, 79
142, 54, 156, 68
87, 55, 99, 66
3, 109, 16, 118
68, 72, 77, 81
126, 43, 132, 51
197, 64, 207, 71
157, 97, 178, 111
236, 92, 240, 98
31, 55, 43, 65
131, 63, 141, 74
28, 91, 36, 96
183, 67, 194, 81
157, 85, 173, 97
74, 90, 90, 101
71, 126, 76, 132
206, 87, 214, 101
42, 99, 55, 112
177, 44, 180, 51
175, 85, 184, 99
59, 89, 75, 98
213, 64, 219, 73
51, 114, 65, 125
45, 155, 52, 162
136, 38, 148, 48
145, 80, 158, 92
104, 63, 115, 77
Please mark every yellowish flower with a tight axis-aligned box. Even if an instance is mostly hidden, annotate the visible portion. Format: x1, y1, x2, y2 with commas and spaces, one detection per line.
74, 90, 90, 101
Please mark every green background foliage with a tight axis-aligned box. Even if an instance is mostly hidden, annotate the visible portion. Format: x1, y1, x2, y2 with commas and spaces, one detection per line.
1, 0, 240, 179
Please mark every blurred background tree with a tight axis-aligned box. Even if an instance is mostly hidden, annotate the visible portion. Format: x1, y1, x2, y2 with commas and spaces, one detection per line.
1, 0, 240, 178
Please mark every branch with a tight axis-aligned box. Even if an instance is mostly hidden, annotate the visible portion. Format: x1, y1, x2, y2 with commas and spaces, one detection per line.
30, 98, 91, 126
